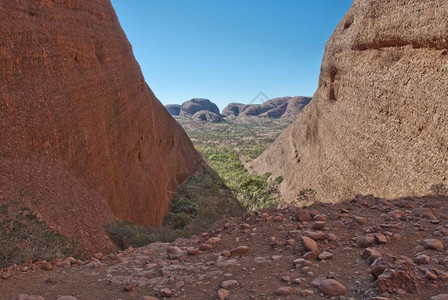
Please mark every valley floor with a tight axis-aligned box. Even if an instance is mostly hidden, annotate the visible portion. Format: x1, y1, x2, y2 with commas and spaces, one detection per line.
1, 194, 448, 300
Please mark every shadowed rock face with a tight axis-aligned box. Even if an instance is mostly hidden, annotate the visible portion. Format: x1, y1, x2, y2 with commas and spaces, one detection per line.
180, 98, 221, 117
250, 0, 448, 206
165, 104, 182, 116
0, 0, 203, 254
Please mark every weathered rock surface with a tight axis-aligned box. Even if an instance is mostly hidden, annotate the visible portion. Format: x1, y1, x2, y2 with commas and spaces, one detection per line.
0, 0, 203, 254
165, 104, 181, 116
249, 0, 448, 206
179, 98, 221, 117
221, 103, 253, 117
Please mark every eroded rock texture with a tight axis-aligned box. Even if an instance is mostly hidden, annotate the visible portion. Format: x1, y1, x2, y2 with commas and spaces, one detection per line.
0, 0, 203, 254
250, 0, 448, 206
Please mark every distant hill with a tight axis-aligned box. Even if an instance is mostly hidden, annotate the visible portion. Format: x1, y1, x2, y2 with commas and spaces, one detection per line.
165, 96, 312, 120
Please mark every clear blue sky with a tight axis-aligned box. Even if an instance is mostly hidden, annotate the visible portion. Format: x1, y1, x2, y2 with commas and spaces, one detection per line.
110, 0, 352, 110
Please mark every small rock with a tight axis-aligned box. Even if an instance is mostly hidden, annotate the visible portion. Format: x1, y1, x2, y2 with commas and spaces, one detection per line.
319, 251, 334, 260
357, 236, 375, 248
297, 210, 312, 222
431, 295, 448, 300
16, 295, 28, 300
187, 247, 199, 255
327, 233, 338, 241
2, 272, 12, 279
426, 271, 438, 280
423, 239, 444, 251
313, 221, 326, 230
199, 244, 213, 251
273, 216, 283, 222
362, 248, 382, 264
300, 289, 314, 297
167, 246, 183, 254
414, 207, 437, 220
217, 289, 230, 300
301, 236, 318, 251
303, 250, 320, 260
375, 233, 387, 244
415, 254, 431, 265
281, 276, 290, 282
319, 279, 347, 296
160, 288, 172, 298
221, 280, 238, 289
93, 253, 103, 260
303, 231, 326, 241
230, 246, 249, 255
275, 287, 294, 296
55, 297, 77, 300
124, 284, 133, 292
42, 263, 53, 271
240, 223, 251, 229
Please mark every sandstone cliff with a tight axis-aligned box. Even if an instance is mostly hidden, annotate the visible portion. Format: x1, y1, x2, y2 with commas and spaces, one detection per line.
250, 0, 448, 206
0, 0, 204, 254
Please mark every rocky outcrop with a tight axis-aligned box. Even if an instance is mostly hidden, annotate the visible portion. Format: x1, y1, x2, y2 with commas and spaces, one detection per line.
165, 104, 181, 116
250, 0, 448, 206
192, 110, 223, 123
222, 97, 311, 119
180, 99, 221, 117
281, 96, 312, 119
221, 103, 252, 117
0, 0, 203, 254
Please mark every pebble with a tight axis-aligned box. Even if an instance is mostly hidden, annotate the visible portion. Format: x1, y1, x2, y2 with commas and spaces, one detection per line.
139, 297, 158, 300
301, 236, 318, 251
414, 207, 437, 220
319, 279, 347, 296
423, 239, 444, 251
230, 246, 249, 255
431, 295, 448, 300
16, 295, 28, 300
55, 297, 77, 300
303, 230, 326, 241
217, 289, 230, 300
160, 288, 172, 297
313, 221, 326, 230
415, 254, 431, 265
275, 287, 294, 296
297, 210, 312, 222
124, 284, 133, 292
300, 289, 314, 297
199, 244, 213, 251
374, 233, 387, 244
362, 248, 382, 264
357, 236, 375, 248
42, 263, 53, 271
187, 247, 199, 255
167, 246, 183, 254
221, 280, 238, 289
319, 251, 334, 260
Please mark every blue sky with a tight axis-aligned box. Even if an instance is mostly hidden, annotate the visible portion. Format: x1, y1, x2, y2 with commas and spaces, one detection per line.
110, 0, 352, 110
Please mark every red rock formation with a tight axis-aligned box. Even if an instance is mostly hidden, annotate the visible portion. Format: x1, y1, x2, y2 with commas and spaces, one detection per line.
250, 0, 448, 206
0, 0, 204, 254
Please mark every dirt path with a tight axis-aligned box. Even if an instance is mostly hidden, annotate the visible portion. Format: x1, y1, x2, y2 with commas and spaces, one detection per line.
1, 195, 448, 300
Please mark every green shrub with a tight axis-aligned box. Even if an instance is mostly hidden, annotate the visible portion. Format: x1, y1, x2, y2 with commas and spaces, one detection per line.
0, 200, 82, 268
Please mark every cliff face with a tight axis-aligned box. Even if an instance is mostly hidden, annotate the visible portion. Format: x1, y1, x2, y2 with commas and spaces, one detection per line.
250, 0, 448, 206
0, 0, 203, 253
